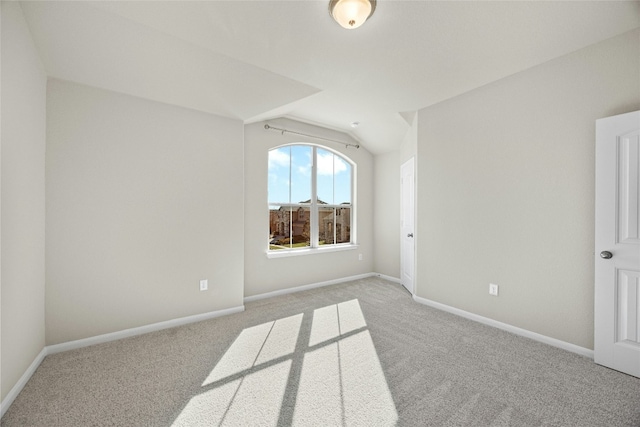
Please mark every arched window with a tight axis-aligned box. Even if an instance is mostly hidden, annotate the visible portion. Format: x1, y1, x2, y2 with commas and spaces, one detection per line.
268, 144, 353, 251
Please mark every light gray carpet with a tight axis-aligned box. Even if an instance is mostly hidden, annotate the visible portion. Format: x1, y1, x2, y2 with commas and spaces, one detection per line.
2, 277, 640, 426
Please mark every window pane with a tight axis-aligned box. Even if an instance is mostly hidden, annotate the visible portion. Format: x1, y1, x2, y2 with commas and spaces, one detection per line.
290, 146, 312, 204
268, 205, 311, 250
268, 147, 291, 204
334, 156, 351, 205
316, 148, 334, 204
291, 207, 311, 248
318, 207, 351, 245
316, 148, 351, 205
335, 207, 351, 244
269, 205, 290, 250
318, 207, 334, 245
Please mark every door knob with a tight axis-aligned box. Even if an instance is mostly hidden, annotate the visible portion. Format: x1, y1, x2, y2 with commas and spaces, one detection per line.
600, 251, 613, 259
407, 233, 414, 238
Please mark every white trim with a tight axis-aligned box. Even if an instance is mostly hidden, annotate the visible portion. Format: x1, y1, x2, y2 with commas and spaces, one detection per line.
244, 272, 375, 303
1, 347, 48, 418
47, 305, 245, 355
374, 273, 402, 284
266, 244, 358, 258
413, 295, 594, 359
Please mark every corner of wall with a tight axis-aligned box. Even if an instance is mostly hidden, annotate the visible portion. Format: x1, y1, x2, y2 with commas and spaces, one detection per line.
1, 0, 48, 406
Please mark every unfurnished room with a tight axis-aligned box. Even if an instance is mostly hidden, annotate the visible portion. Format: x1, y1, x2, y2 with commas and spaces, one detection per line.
1, 1, 640, 425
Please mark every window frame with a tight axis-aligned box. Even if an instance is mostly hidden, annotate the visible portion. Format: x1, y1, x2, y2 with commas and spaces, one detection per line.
267, 143, 356, 257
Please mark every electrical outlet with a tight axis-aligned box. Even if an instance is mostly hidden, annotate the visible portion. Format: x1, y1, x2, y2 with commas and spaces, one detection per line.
489, 283, 499, 296
199, 279, 208, 291
358, 254, 363, 261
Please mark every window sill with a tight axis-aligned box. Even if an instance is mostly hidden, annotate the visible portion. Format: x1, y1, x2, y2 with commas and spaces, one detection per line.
266, 244, 359, 259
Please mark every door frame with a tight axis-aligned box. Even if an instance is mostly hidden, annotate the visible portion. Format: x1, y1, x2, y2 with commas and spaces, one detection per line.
400, 157, 416, 295
594, 110, 640, 378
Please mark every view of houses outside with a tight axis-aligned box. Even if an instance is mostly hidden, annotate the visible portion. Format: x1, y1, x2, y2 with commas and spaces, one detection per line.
269, 204, 351, 249
268, 145, 352, 250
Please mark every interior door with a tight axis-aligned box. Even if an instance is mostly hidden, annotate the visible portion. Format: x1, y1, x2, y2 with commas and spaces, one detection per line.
401, 158, 415, 294
594, 110, 640, 378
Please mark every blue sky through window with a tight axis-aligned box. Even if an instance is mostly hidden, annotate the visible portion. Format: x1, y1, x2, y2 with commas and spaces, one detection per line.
268, 146, 351, 205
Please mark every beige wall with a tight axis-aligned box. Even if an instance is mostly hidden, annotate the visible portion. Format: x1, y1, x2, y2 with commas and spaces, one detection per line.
244, 118, 374, 297
400, 113, 418, 166
416, 29, 640, 349
373, 151, 400, 279
45, 80, 245, 345
1, 2, 47, 400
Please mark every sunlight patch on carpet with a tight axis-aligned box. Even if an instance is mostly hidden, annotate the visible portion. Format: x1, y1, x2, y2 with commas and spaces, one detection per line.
173, 299, 396, 426
308, 299, 367, 346
173, 361, 291, 426
295, 300, 397, 425
202, 313, 302, 386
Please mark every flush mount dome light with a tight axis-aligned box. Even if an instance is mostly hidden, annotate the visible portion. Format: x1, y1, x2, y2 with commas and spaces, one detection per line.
329, 0, 376, 30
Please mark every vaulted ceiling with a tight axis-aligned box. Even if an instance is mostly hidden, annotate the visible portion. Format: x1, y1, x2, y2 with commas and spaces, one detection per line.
20, 1, 640, 154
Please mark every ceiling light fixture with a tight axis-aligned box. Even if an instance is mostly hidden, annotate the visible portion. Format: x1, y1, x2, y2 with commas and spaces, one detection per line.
329, 0, 376, 30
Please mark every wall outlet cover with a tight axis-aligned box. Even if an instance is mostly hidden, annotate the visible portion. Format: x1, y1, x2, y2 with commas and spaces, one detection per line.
489, 283, 499, 296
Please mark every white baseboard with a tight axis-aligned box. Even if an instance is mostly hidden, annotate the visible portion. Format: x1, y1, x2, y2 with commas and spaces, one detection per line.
373, 273, 402, 284
413, 295, 594, 359
47, 305, 245, 355
244, 272, 378, 303
1, 347, 47, 419
1, 305, 244, 419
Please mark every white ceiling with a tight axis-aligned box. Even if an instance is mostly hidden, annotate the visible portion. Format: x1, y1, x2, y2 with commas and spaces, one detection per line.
20, 1, 640, 154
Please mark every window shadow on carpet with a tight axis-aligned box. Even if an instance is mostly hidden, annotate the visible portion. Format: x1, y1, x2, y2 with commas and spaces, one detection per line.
172, 299, 398, 426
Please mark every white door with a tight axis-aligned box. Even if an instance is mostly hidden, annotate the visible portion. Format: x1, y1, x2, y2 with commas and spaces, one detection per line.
401, 158, 415, 294
594, 110, 640, 378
